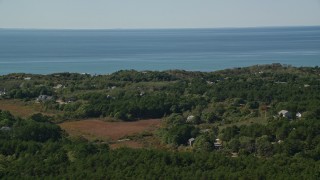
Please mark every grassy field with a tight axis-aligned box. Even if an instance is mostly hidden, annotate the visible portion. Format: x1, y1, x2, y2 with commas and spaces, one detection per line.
59, 119, 162, 148
0, 99, 61, 118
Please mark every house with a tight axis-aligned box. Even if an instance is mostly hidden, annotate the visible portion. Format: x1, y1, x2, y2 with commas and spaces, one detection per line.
231, 152, 239, 158
0, 90, 6, 96
186, 115, 195, 123
278, 110, 291, 118
206, 81, 214, 85
1, 126, 11, 131
36, 95, 53, 102
139, 92, 145, 96
214, 138, 222, 148
24, 77, 31, 80
214, 143, 222, 148
188, 138, 195, 147
53, 84, 63, 89
296, 112, 302, 118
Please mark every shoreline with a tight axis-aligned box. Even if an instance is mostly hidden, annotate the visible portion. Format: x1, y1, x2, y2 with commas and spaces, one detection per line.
0, 63, 318, 76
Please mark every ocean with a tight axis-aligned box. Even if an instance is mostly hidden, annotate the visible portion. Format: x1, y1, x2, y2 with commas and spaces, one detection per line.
0, 26, 319, 75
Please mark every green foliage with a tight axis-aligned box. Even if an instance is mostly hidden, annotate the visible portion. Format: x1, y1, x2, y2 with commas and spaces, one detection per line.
1, 143, 320, 179
29, 113, 51, 123
0, 110, 15, 127
13, 120, 62, 142
161, 125, 199, 145
193, 133, 215, 152
1, 65, 320, 178
163, 113, 184, 128
0, 111, 62, 142
2, 65, 320, 124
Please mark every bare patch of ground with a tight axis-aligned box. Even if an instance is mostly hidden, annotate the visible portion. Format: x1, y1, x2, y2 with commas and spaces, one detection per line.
59, 119, 162, 148
0, 99, 60, 118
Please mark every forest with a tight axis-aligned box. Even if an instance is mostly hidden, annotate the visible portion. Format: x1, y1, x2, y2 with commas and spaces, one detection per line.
0, 64, 320, 179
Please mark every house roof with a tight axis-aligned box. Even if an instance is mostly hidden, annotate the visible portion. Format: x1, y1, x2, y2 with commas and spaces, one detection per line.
278, 110, 289, 114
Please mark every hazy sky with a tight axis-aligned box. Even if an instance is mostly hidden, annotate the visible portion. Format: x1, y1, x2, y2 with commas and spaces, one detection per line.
0, 0, 319, 29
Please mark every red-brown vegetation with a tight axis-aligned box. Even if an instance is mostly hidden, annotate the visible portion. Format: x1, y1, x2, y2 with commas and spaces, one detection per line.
59, 119, 161, 141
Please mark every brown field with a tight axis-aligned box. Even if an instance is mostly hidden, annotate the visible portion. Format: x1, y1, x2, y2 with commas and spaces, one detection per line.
59, 119, 162, 145
0, 99, 59, 118
0, 99, 43, 118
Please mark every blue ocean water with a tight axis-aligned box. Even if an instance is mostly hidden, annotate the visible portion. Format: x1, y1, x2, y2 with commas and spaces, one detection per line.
0, 26, 319, 75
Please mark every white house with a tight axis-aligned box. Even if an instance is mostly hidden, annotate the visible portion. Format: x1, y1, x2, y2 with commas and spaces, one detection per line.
188, 138, 195, 146
278, 110, 291, 118
0, 91, 6, 96
0, 88, 6, 96
186, 115, 195, 123
296, 112, 302, 118
214, 138, 222, 148
1, 126, 11, 131
53, 84, 63, 89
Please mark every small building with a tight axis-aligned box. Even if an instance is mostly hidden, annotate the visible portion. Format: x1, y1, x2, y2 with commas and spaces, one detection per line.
0, 90, 6, 96
36, 95, 53, 102
231, 152, 239, 158
188, 138, 195, 147
24, 77, 31, 81
186, 115, 195, 123
1, 126, 11, 131
214, 138, 222, 148
53, 84, 63, 89
278, 110, 291, 118
296, 112, 302, 118
139, 92, 145, 96
214, 142, 222, 148
206, 81, 214, 85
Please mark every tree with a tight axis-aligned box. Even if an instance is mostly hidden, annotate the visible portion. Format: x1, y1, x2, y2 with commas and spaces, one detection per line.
163, 125, 199, 145
228, 138, 240, 152
255, 135, 273, 157
193, 133, 215, 152
239, 136, 255, 155
29, 113, 51, 123
163, 113, 184, 128
201, 111, 219, 123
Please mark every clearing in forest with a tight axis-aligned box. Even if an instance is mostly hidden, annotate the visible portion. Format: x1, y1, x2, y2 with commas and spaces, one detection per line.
59, 119, 161, 143
0, 99, 58, 118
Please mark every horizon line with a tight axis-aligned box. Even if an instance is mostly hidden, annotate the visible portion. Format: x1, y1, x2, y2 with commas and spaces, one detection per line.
0, 25, 320, 31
